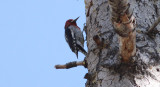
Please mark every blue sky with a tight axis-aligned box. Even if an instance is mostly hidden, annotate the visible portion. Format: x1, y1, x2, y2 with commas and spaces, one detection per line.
0, 0, 87, 87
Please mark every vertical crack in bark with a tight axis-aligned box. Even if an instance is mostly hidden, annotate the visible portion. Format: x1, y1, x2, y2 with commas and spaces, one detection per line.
86, 0, 93, 17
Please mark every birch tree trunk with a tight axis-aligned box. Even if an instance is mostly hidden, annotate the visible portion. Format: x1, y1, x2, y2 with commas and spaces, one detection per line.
84, 0, 160, 87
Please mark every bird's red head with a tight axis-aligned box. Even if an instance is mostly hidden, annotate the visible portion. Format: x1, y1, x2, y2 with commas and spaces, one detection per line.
64, 17, 79, 29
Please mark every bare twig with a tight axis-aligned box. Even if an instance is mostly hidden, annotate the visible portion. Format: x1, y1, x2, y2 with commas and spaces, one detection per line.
55, 61, 87, 69
147, 16, 160, 33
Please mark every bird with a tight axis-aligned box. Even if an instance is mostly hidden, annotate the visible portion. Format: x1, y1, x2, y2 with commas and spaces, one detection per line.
64, 17, 87, 58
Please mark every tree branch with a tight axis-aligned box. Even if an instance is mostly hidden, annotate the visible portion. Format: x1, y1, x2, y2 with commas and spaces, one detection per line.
55, 60, 87, 69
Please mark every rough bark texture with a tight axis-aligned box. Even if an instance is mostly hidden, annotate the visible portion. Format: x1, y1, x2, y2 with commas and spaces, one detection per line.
84, 0, 160, 87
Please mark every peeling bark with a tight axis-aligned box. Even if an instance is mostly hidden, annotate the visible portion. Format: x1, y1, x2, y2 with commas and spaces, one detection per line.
108, 0, 136, 62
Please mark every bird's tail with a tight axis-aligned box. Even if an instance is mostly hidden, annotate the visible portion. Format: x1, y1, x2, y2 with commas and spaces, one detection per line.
75, 50, 78, 59
76, 44, 87, 56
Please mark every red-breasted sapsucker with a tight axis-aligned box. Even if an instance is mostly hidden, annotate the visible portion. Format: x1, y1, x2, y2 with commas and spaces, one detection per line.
64, 17, 87, 58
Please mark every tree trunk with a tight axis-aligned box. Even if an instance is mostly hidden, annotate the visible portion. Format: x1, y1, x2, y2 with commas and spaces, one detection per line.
84, 0, 160, 87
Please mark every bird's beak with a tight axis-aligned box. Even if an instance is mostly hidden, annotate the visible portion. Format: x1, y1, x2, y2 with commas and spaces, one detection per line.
72, 16, 80, 22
